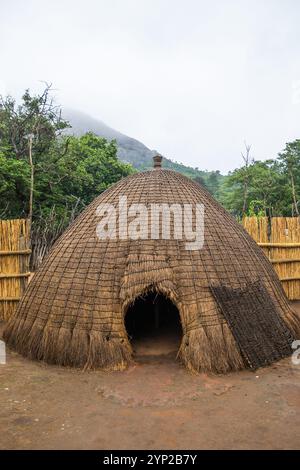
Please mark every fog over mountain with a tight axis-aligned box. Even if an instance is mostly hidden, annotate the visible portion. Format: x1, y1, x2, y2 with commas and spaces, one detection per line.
63, 109, 156, 169
63, 108, 218, 182
63, 109, 223, 191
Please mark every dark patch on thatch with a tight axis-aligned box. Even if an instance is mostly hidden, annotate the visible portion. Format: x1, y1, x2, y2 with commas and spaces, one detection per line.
211, 280, 295, 369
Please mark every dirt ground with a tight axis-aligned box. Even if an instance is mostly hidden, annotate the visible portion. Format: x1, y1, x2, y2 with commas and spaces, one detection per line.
1, 303, 300, 450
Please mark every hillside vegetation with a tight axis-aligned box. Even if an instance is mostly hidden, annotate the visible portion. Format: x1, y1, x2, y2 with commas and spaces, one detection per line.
63, 109, 224, 196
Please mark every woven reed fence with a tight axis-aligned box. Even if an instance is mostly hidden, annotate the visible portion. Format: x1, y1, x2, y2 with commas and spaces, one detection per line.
243, 217, 300, 300
0, 219, 31, 321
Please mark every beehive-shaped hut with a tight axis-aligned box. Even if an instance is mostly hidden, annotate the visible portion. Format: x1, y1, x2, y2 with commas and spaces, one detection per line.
4, 156, 300, 373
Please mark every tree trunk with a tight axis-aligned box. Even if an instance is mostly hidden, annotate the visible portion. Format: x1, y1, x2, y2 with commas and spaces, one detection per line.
28, 135, 34, 229
242, 180, 248, 214
290, 171, 299, 216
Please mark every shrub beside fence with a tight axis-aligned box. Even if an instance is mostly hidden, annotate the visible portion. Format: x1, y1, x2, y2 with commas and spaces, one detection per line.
243, 216, 300, 300
0, 219, 31, 321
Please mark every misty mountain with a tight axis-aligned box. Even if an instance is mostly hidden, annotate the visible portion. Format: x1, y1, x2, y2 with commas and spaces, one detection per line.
63, 109, 156, 168
63, 109, 224, 194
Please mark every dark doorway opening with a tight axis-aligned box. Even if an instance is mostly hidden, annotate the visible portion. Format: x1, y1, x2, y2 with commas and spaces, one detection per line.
125, 292, 182, 360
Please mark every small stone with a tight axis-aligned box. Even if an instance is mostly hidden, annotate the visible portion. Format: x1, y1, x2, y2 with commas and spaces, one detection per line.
34, 418, 39, 422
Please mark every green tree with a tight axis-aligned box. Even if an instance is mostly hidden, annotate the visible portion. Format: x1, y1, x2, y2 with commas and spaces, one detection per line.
0, 152, 30, 217
0, 87, 134, 267
30, 132, 134, 222
0, 88, 134, 220
0, 84, 69, 222
206, 170, 222, 197
220, 159, 289, 217
278, 140, 300, 216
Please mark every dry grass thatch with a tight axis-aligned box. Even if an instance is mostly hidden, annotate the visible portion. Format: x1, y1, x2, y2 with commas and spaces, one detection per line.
4, 167, 300, 373
0, 219, 30, 321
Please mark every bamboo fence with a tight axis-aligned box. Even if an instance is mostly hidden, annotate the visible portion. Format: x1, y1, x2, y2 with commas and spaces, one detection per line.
0, 219, 31, 321
243, 216, 300, 300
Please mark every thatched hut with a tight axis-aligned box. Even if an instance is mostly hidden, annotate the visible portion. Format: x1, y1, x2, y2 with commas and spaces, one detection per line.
4, 156, 300, 373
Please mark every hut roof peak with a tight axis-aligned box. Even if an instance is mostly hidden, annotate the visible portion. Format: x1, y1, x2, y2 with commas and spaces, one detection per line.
153, 154, 163, 169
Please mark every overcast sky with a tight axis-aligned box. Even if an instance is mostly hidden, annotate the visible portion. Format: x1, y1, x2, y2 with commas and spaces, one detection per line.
1, 0, 300, 172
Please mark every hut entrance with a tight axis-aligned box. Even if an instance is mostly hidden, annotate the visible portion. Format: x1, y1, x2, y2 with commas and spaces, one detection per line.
125, 292, 182, 360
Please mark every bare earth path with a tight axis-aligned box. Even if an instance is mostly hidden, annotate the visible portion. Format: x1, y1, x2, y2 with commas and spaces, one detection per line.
1, 304, 300, 450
